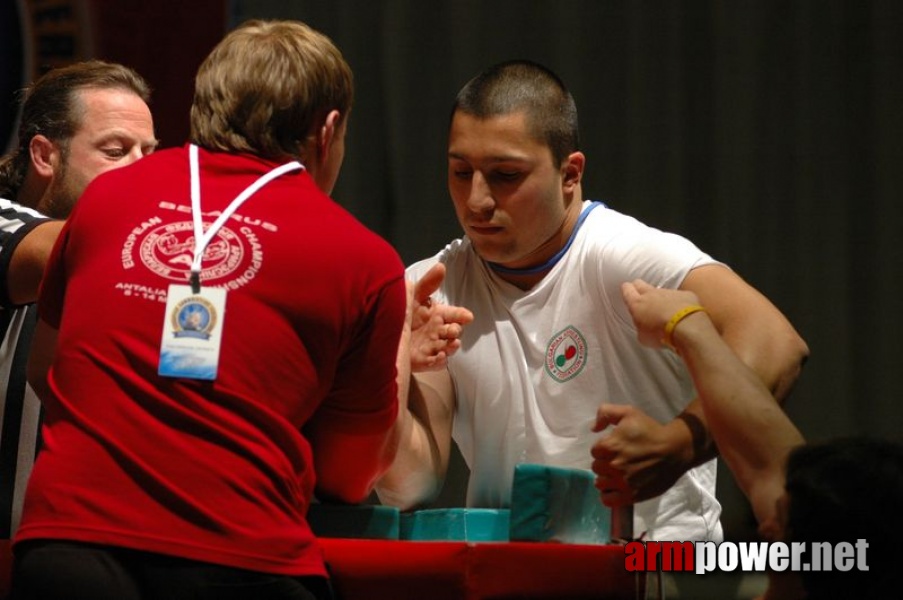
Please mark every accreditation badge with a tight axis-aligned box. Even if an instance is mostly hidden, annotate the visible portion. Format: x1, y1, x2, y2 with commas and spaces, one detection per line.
158, 284, 227, 380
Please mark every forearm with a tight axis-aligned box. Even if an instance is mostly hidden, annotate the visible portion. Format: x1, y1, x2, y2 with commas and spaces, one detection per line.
315, 278, 408, 504
670, 265, 809, 472
375, 371, 453, 509
672, 314, 804, 521
375, 412, 444, 509
670, 318, 808, 470
619, 278, 805, 518
682, 265, 810, 405
7, 220, 64, 306
670, 398, 717, 468
26, 318, 57, 401
720, 323, 809, 405
313, 428, 399, 505
376, 303, 443, 508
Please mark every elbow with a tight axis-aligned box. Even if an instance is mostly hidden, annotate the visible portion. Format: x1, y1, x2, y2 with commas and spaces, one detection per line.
793, 336, 811, 377
771, 333, 810, 403
373, 487, 429, 513
373, 486, 417, 511
373, 469, 442, 511
787, 326, 810, 366
307, 420, 399, 505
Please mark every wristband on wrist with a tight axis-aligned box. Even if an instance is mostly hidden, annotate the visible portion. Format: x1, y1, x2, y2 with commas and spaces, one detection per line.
661, 305, 706, 350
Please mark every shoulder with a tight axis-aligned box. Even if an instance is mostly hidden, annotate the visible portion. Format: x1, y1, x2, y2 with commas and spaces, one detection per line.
0, 198, 50, 250
584, 204, 695, 250
408, 237, 471, 273
581, 203, 718, 284
0, 198, 47, 226
303, 204, 405, 293
405, 237, 473, 296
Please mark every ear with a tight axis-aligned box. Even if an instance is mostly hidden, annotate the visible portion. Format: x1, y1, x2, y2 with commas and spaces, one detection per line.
316, 110, 341, 166
561, 151, 585, 193
28, 134, 62, 179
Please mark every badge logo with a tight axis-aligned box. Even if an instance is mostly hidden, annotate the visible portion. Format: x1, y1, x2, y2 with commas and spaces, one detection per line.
544, 326, 588, 382
119, 219, 265, 300
139, 221, 246, 281
171, 296, 217, 340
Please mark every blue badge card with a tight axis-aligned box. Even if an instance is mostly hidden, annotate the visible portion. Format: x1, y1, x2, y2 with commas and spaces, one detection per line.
159, 284, 227, 380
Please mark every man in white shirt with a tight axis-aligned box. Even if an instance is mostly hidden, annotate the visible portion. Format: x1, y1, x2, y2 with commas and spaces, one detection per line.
377, 59, 809, 541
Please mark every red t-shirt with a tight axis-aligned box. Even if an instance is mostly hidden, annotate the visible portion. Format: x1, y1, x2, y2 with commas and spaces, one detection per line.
16, 146, 405, 576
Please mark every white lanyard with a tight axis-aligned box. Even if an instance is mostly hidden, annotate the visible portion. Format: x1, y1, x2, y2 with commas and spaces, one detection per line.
188, 143, 302, 292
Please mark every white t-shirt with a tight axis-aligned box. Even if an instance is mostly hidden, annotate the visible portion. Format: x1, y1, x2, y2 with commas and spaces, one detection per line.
407, 201, 724, 541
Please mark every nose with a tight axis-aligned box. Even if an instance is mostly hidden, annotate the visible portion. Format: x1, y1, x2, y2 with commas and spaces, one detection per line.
126, 146, 146, 164
466, 171, 494, 214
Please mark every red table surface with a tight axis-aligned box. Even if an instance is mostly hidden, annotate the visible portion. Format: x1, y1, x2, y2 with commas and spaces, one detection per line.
0, 539, 644, 599
318, 538, 643, 600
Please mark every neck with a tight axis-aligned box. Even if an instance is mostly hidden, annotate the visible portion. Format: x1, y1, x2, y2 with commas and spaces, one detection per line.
489, 198, 591, 290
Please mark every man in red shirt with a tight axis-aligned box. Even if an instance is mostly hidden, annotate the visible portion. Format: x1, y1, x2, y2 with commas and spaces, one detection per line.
15, 20, 406, 600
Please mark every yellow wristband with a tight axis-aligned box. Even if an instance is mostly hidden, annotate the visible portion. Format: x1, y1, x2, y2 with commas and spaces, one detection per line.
661, 305, 706, 350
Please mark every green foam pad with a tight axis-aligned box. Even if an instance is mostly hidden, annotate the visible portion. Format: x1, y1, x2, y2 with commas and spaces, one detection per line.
509, 463, 611, 544
400, 508, 510, 542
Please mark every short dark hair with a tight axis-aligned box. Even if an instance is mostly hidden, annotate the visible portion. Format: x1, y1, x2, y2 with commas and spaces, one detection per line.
451, 60, 579, 166
0, 60, 151, 200
785, 436, 903, 598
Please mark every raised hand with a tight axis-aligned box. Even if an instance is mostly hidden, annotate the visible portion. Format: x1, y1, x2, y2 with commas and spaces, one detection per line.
409, 263, 474, 372
620, 279, 703, 349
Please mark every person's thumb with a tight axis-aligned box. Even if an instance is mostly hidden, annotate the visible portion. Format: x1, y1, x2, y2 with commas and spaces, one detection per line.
620, 280, 639, 304
413, 262, 446, 305
592, 403, 632, 432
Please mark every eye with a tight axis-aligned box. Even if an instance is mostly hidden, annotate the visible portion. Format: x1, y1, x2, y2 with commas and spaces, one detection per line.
492, 170, 521, 182
102, 147, 127, 159
449, 162, 473, 180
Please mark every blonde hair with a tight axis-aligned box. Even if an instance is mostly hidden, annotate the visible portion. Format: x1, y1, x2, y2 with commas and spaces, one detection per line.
190, 20, 353, 162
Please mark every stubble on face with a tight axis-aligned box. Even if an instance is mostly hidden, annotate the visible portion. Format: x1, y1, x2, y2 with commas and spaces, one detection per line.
447, 111, 574, 270
39, 87, 156, 219
41, 148, 79, 219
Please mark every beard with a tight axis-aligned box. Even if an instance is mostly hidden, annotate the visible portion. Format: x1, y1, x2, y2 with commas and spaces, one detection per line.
38, 159, 82, 219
